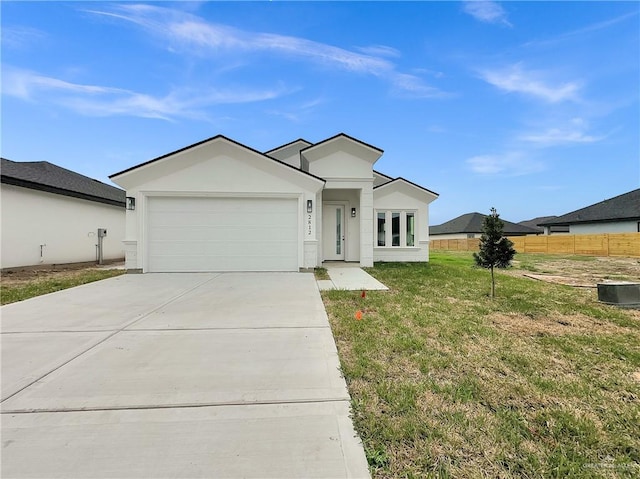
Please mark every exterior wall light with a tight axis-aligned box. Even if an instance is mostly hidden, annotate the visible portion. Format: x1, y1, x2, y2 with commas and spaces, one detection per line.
126, 197, 136, 210
307, 200, 313, 213
351, 207, 357, 218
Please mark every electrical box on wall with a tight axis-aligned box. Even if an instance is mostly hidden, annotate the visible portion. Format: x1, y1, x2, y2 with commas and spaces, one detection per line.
98, 228, 107, 237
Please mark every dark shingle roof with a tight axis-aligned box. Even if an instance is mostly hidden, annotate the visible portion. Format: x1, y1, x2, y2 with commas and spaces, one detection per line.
430, 212, 540, 235
1, 158, 125, 207
518, 216, 558, 232
538, 189, 640, 226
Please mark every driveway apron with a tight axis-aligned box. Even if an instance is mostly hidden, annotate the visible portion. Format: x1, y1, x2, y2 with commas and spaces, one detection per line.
1, 272, 370, 478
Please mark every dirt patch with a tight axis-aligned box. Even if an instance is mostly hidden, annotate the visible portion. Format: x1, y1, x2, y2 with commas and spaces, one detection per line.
509, 255, 640, 287
1, 262, 124, 287
489, 312, 632, 337
523, 273, 596, 288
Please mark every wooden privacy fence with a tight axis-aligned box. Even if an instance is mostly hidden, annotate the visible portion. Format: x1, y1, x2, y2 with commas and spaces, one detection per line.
430, 232, 640, 258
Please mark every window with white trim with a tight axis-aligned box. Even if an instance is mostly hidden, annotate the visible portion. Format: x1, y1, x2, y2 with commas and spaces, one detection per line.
375, 210, 418, 247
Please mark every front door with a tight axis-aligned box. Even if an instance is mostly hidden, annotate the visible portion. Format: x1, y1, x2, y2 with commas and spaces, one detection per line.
323, 203, 345, 261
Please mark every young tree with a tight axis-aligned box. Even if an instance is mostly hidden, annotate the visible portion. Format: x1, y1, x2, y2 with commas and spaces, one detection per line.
473, 208, 516, 298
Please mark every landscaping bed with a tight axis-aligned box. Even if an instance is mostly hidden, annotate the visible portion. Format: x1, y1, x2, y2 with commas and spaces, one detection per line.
322, 252, 639, 478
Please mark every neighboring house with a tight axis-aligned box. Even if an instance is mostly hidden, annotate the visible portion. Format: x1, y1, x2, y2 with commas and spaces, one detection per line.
519, 216, 569, 234
538, 188, 640, 235
1, 158, 126, 269
430, 212, 540, 239
109, 133, 439, 273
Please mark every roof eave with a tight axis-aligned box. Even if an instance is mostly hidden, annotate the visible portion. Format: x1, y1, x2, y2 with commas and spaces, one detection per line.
1, 176, 125, 207
110, 134, 326, 185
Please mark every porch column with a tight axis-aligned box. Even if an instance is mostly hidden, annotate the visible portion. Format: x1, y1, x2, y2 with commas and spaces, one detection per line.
360, 186, 374, 267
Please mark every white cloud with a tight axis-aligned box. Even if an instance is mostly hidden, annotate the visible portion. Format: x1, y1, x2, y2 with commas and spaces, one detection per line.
479, 63, 581, 103
523, 10, 639, 48
267, 97, 325, 123
519, 118, 605, 145
87, 4, 445, 97
2, 67, 288, 120
466, 151, 544, 176
2, 68, 127, 100
391, 73, 449, 99
355, 45, 401, 58
1, 26, 47, 49
463, 1, 511, 27
519, 129, 603, 145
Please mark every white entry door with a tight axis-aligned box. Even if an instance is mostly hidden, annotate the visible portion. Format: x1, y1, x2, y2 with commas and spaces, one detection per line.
323, 203, 345, 261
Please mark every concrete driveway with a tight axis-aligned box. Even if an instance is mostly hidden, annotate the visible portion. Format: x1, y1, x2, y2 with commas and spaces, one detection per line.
1, 273, 370, 478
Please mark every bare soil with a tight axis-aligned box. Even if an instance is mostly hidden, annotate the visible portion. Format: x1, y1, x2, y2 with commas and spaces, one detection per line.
1, 261, 125, 287
508, 255, 640, 287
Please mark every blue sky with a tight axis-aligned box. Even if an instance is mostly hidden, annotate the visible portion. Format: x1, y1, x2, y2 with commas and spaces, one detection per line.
2, 1, 638, 225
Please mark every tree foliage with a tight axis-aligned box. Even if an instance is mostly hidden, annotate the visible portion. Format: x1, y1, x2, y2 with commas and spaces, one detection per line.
473, 208, 516, 297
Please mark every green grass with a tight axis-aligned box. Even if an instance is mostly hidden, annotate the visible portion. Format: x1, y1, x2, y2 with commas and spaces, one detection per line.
322, 252, 640, 478
314, 267, 330, 280
1, 269, 125, 305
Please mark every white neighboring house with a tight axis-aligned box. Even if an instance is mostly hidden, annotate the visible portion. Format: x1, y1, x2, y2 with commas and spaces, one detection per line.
109, 133, 439, 273
1, 158, 126, 269
538, 188, 640, 235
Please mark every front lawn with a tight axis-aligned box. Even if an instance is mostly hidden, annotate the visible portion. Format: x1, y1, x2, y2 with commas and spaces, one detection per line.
322, 252, 639, 478
1, 269, 125, 305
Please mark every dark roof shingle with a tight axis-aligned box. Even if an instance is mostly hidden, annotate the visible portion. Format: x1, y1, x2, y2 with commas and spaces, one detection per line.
430, 212, 540, 235
1, 158, 125, 207
538, 189, 640, 226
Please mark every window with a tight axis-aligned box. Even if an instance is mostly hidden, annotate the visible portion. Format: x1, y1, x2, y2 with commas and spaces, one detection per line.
375, 210, 417, 247
392, 213, 400, 246
377, 212, 386, 246
406, 213, 415, 246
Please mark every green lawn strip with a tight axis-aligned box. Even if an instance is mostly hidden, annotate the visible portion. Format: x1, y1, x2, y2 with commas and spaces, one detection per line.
1, 269, 125, 305
314, 267, 330, 280
323, 252, 640, 478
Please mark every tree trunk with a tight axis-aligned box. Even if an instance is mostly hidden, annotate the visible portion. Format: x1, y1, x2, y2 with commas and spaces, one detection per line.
490, 265, 495, 298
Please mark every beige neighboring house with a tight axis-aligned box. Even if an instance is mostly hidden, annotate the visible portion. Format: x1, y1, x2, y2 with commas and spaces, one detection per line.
538, 188, 640, 235
109, 133, 439, 273
1, 158, 125, 269
430, 212, 540, 239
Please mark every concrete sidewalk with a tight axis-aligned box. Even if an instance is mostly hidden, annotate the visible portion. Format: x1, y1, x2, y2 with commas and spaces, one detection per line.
318, 263, 388, 291
1, 273, 370, 478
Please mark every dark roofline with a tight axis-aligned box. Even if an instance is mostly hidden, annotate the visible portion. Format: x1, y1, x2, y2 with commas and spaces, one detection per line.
430, 212, 540, 235
300, 132, 383, 155
1, 175, 125, 207
109, 134, 326, 184
539, 216, 640, 227
538, 188, 640, 226
373, 169, 394, 180
264, 138, 312, 155
374, 176, 439, 197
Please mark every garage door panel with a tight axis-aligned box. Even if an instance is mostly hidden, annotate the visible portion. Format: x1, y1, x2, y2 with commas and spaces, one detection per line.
147, 197, 298, 272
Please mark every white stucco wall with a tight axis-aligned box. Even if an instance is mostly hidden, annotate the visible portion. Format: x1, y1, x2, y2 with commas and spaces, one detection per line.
266, 140, 310, 169
112, 140, 324, 271
373, 172, 392, 187
308, 151, 374, 180
1, 184, 125, 269
373, 184, 434, 263
569, 221, 638, 234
